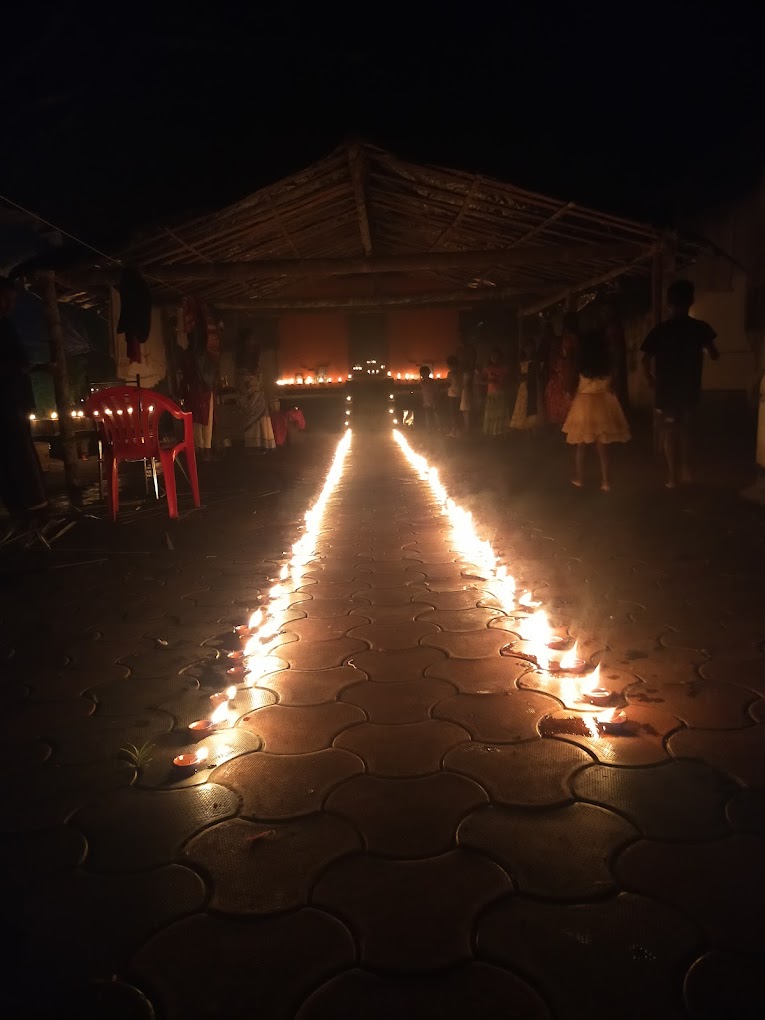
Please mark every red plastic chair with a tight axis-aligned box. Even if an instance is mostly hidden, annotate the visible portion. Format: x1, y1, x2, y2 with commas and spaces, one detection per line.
84, 386, 200, 520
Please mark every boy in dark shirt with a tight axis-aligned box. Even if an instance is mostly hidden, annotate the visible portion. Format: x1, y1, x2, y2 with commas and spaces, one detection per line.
641, 280, 720, 488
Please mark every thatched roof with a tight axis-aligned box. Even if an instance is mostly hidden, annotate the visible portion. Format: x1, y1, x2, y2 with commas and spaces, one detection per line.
57, 141, 682, 314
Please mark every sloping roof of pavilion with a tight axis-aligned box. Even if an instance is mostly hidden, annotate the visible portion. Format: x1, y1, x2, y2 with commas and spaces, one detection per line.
57, 141, 687, 314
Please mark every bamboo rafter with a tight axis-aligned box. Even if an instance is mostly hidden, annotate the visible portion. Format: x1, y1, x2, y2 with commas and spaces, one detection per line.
35, 141, 704, 313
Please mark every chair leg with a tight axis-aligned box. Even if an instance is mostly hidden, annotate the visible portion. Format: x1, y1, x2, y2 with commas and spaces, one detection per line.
159, 450, 178, 519
185, 444, 201, 507
151, 458, 160, 500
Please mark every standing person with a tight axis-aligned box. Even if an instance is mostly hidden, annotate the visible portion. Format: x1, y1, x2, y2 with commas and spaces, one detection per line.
445, 355, 462, 437
562, 328, 631, 491
0, 278, 49, 531
459, 342, 477, 435
419, 365, 439, 431
482, 347, 510, 437
237, 340, 275, 454
179, 345, 218, 461
641, 280, 720, 488
603, 302, 629, 410
510, 337, 545, 436
544, 312, 579, 425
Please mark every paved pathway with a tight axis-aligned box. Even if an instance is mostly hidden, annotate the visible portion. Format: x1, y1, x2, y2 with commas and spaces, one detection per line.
2, 429, 764, 1019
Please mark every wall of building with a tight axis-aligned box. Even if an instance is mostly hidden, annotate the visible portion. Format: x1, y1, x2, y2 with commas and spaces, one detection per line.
271, 308, 460, 381
679, 177, 765, 399
387, 308, 459, 377
278, 313, 349, 381
622, 179, 765, 408
690, 271, 757, 394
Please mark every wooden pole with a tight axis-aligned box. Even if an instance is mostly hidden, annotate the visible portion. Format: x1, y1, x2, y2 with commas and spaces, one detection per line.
650, 249, 665, 453
520, 249, 658, 316
39, 271, 81, 496
348, 143, 373, 255
213, 284, 533, 312
68, 242, 651, 285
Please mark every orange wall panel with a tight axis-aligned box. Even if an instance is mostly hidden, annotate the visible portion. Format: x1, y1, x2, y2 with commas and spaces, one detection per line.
387, 309, 459, 378
277, 314, 349, 380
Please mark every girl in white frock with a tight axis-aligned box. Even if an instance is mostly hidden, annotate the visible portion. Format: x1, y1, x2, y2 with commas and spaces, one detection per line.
510, 339, 544, 434
563, 329, 630, 491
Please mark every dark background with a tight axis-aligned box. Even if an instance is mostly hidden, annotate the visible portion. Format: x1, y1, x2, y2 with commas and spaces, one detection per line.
2, 1, 764, 245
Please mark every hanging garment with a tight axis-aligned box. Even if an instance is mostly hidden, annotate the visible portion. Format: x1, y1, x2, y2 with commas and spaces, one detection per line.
178, 347, 213, 426
202, 303, 221, 358
182, 295, 202, 336
117, 268, 152, 364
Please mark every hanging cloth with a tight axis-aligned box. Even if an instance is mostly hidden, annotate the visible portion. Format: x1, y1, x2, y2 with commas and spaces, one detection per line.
202, 303, 220, 358
182, 295, 202, 337
116, 268, 152, 364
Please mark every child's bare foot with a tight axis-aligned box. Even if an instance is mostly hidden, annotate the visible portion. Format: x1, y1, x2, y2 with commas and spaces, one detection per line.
665, 479, 677, 489
600, 481, 610, 492
571, 478, 583, 488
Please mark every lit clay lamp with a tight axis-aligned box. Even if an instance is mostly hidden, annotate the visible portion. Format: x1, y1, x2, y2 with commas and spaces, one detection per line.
234, 609, 264, 640
596, 707, 627, 730
587, 687, 613, 705
227, 664, 249, 679
546, 635, 569, 652
550, 641, 586, 674
518, 592, 542, 611
188, 719, 214, 738
173, 746, 210, 769
210, 687, 236, 709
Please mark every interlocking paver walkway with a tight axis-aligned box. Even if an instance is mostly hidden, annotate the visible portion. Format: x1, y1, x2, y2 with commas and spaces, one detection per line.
2, 428, 764, 1019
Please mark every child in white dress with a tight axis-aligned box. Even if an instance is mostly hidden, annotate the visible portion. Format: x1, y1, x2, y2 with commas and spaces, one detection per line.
510, 338, 544, 435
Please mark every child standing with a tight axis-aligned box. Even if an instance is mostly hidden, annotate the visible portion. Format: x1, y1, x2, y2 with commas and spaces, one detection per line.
482, 347, 510, 437
510, 338, 544, 435
446, 355, 462, 437
562, 329, 630, 491
419, 365, 438, 431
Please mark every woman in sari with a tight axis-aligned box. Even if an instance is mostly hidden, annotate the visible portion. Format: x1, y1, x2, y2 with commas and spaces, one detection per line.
237, 342, 275, 453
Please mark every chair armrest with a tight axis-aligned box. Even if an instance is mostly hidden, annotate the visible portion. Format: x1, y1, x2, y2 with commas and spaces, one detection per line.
161, 405, 187, 421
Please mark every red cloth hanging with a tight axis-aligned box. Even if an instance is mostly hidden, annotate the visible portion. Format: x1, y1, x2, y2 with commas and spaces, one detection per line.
182, 296, 202, 336
286, 407, 306, 430
270, 411, 288, 447
202, 304, 220, 358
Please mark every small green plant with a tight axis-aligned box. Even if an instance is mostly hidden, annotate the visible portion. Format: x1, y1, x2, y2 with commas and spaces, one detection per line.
120, 741, 155, 769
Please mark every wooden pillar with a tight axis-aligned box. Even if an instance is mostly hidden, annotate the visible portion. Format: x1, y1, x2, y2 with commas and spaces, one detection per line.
650, 250, 665, 453
39, 271, 81, 496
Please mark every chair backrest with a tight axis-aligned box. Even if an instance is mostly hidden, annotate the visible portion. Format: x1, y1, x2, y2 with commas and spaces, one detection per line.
84, 386, 185, 459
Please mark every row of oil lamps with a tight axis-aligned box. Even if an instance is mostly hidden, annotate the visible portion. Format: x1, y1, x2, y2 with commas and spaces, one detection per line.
173, 423, 624, 772
172, 429, 354, 770
391, 430, 628, 733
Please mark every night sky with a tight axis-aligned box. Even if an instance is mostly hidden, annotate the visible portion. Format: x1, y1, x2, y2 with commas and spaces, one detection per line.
2, 3, 764, 249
